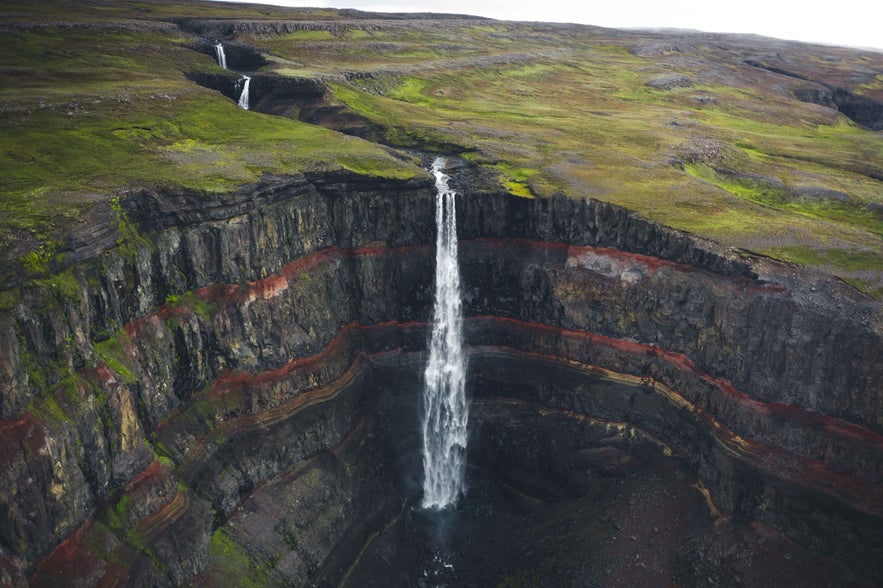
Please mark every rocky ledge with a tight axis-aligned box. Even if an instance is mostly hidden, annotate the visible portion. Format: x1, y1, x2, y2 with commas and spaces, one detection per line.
0, 164, 880, 585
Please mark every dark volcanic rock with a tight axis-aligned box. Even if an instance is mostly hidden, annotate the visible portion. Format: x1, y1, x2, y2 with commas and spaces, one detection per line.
788, 185, 851, 203
646, 74, 693, 90
189, 71, 327, 115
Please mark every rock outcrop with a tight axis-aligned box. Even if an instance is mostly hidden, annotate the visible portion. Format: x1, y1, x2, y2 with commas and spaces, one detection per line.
0, 163, 881, 585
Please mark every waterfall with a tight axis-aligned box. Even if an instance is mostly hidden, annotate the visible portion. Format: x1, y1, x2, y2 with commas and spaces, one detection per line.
420, 157, 468, 509
214, 42, 227, 69
237, 76, 251, 110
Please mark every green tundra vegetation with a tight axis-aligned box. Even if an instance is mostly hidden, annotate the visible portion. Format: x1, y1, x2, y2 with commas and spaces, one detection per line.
1, 0, 882, 296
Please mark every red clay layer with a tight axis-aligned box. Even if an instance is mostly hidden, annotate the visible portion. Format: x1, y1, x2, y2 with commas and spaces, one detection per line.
29, 512, 112, 588
10, 239, 875, 581
463, 238, 692, 274
144, 312, 882, 504
150, 311, 883, 518
467, 315, 883, 449
30, 459, 172, 587
465, 342, 883, 515
26, 317, 883, 582
118, 238, 782, 340
205, 320, 425, 394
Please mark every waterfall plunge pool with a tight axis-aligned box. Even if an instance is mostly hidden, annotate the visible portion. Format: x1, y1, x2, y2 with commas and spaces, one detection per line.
317, 354, 845, 588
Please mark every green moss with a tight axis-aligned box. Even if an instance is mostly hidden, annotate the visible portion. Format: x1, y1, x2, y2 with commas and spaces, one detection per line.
28, 392, 69, 426
25, 371, 103, 428
156, 454, 175, 469
0, 24, 419, 245
152, 440, 176, 463
840, 277, 882, 300
94, 333, 137, 384
760, 245, 883, 299
282, 528, 299, 551
1, 0, 881, 288
317, 35, 882, 279
32, 269, 82, 301
109, 194, 155, 261
81, 521, 121, 563
21, 241, 59, 277
18, 332, 72, 407
685, 162, 883, 237
765, 246, 883, 271
105, 494, 133, 534
386, 77, 433, 105
503, 180, 534, 198
165, 291, 217, 321
206, 529, 271, 588
493, 163, 538, 198
177, 397, 221, 437
0, 288, 20, 310
89, 508, 164, 572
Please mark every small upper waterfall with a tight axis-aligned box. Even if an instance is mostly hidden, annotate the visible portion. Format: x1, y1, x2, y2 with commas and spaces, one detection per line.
420, 157, 468, 509
237, 76, 251, 110
214, 42, 227, 69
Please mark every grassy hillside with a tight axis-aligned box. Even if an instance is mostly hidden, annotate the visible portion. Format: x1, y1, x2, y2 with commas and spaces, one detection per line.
1, 0, 881, 296
0, 1, 421, 275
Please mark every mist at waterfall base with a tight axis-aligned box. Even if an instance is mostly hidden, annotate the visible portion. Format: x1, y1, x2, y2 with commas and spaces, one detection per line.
345, 361, 715, 586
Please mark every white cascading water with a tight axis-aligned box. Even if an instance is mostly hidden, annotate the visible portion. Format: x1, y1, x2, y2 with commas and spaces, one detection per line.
238, 76, 251, 110
421, 157, 468, 509
214, 42, 227, 69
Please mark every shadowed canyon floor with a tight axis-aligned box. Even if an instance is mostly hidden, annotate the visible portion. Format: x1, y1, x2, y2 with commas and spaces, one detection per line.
334, 366, 873, 587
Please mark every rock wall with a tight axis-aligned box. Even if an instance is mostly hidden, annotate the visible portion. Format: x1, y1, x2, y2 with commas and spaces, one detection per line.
0, 165, 880, 585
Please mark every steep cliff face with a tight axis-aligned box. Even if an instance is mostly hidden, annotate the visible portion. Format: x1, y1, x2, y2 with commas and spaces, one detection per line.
0, 170, 434, 583
0, 164, 881, 585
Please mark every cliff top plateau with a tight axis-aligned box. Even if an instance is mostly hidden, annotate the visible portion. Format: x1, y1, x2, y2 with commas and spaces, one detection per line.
0, 0, 881, 302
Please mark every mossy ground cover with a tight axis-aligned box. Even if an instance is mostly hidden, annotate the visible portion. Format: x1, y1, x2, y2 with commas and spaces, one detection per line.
2, 0, 347, 24
297, 27, 882, 296
1, 0, 881, 296
0, 10, 419, 258
1, 86, 414, 229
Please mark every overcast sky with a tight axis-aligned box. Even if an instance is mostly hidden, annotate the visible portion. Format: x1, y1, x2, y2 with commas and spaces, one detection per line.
212, 0, 881, 51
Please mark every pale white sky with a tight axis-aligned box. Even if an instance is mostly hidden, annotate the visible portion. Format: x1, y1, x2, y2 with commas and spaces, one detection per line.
213, 0, 882, 51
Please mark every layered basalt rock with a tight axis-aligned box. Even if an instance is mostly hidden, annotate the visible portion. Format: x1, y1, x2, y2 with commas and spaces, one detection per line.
0, 165, 881, 585
189, 72, 326, 117
743, 59, 883, 130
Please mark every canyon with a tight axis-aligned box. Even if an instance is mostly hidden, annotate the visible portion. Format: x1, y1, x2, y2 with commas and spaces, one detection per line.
0, 160, 880, 585
1, 1, 882, 585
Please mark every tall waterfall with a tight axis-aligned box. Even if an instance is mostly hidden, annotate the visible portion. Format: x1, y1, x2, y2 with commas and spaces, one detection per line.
237, 76, 251, 110
421, 157, 468, 509
214, 42, 227, 69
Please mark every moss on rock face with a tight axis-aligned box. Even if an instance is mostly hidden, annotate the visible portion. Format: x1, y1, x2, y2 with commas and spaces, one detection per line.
204, 529, 271, 588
